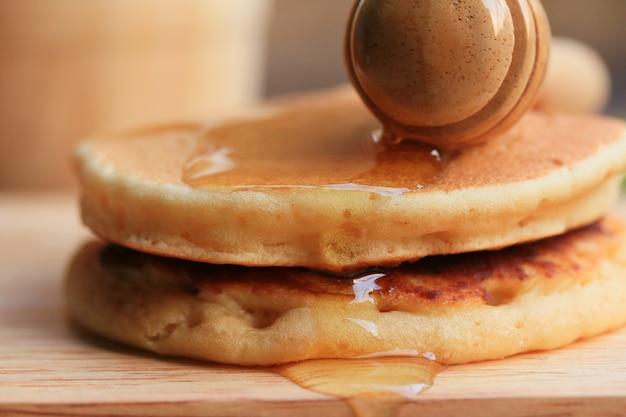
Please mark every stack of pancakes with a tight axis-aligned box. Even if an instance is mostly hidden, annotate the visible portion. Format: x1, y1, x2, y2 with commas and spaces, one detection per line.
67, 86, 626, 366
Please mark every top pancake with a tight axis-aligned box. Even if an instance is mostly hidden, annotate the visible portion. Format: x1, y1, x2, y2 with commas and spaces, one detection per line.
74, 87, 626, 272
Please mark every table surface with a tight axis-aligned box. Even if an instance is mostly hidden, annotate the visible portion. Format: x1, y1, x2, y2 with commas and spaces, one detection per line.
1, 192, 625, 417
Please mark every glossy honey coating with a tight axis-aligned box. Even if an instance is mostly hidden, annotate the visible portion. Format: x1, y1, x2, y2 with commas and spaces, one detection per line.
345, 0, 551, 147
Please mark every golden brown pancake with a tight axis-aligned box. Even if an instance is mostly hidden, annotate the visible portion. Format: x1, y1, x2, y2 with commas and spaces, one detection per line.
74, 87, 626, 272
66, 214, 626, 366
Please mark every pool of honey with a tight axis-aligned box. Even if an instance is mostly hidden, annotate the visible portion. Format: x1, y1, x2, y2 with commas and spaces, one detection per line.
182, 93, 445, 195
272, 356, 446, 417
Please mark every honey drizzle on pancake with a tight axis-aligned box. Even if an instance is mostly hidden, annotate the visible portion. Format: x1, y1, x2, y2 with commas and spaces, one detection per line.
271, 356, 446, 417
182, 94, 445, 195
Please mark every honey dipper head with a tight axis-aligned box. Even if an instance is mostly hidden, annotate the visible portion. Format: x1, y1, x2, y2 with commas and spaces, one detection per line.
345, 0, 551, 147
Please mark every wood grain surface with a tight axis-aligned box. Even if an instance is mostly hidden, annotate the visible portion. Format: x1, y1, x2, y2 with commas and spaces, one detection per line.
1, 192, 625, 417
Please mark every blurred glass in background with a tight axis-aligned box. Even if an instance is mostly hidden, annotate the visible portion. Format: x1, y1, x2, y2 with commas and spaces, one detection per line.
0, 0, 272, 189
0, 0, 624, 189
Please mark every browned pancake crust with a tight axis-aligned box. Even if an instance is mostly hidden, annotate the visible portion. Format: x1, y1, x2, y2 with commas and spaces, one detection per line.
66, 214, 626, 365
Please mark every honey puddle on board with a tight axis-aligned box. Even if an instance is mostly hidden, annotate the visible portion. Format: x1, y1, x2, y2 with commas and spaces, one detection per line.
182, 95, 446, 195
271, 356, 446, 417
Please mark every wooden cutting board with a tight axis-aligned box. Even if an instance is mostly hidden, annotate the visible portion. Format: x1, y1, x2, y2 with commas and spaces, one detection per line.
1, 193, 625, 417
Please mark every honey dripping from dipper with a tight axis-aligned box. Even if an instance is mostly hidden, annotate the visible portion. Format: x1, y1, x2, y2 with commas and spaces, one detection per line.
266, 1, 549, 415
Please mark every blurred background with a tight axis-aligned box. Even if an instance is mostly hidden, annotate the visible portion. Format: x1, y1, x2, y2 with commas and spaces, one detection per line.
1, 0, 624, 189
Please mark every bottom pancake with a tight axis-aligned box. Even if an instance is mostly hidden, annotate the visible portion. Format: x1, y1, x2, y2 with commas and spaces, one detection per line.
66, 214, 626, 366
